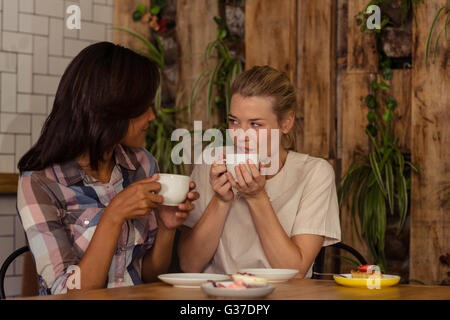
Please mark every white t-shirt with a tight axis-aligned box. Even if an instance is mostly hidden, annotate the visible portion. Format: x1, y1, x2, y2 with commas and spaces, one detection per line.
183, 150, 341, 278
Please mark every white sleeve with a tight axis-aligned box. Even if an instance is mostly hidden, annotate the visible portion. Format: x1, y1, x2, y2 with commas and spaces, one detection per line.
291, 160, 341, 246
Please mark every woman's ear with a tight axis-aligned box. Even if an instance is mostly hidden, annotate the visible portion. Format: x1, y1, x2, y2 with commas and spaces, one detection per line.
280, 111, 295, 134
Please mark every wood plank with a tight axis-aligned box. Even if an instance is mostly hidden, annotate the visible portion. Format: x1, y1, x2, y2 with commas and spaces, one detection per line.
410, 0, 450, 285
176, 0, 219, 127
347, 0, 378, 73
340, 73, 373, 269
113, 0, 152, 52
0, 173, 19, 194
21, 251, 39, 297
297, 0, 336, 158
245, 0, 296, 79
391, 69, 411, 153
20, 278, 450, 300
336, 0, 348, 161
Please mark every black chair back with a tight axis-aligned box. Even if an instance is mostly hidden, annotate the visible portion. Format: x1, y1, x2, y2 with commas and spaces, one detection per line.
0, 246, 30, 299
312, 242, 368, 279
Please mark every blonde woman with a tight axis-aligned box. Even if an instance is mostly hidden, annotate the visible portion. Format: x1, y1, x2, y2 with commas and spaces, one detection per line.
178, 65, 341, 278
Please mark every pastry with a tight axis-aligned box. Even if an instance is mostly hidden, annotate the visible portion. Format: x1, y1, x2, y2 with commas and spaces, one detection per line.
351, 264, 383, 278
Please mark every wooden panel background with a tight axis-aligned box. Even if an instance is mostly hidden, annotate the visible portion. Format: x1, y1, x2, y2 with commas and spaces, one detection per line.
297, 0, 336, 159
410, 0, 449, 284
391, 69, 412, 153
340, 73, 373, 267
113, 0, 152, 52
245, 0, 296, 80
176, 0, 219, 127
346, 0, 378, 73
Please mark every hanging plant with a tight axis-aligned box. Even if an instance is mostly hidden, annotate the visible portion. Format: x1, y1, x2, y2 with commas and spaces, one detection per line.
339, 1, 420, 272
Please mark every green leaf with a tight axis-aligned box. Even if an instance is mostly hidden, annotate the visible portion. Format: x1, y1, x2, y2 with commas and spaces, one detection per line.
207, 59, 225, 121
154, 33, 165, 67
365, 94, 377, 109
406, 160, 420, 173
367, 110, 376, 123
385, 96, 397, 110
366, 124, 378, 138
380, 81, 390, 90
370, 80, 379, 91
188, 68, 210, 119
217, 28, 228, 40
366, 129, 380, 155
380, 57, 392, 69
132, 10, 143, 21
396, 169, 408, 233
150, 5, 160, 15
369, 152, 387, 196
426, 6, 447, 67
382, 109, 393, 122
381, 67, 393, 80
385, 162, 394, 215
154, 85, 162, 111
213, 16, 223, 25
113, 27, 163, 68
225, 73, 231, 115
136, 4, 146, 13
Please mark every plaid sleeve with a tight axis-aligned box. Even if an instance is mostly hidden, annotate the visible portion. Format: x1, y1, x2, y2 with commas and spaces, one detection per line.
17, 172, 78, 295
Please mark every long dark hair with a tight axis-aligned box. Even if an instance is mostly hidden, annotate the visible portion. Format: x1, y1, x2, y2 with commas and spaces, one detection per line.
18, 42, 160, 173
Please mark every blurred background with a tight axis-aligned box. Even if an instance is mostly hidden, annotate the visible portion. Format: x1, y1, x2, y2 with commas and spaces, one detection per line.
0, 0, 448, 298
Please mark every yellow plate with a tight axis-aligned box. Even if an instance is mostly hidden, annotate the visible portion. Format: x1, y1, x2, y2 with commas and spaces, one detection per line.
334, 274, 401, 288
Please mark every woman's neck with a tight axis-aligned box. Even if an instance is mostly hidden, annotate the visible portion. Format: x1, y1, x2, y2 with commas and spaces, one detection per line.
77, 149, 115, 184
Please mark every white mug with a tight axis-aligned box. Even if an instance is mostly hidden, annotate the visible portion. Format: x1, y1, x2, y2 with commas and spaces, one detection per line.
157, 174, 190, 206
225, 153, 260, 181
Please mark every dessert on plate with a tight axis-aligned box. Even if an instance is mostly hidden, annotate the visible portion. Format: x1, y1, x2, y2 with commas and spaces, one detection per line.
210, 272, 268, 290
350, 264, 383, 278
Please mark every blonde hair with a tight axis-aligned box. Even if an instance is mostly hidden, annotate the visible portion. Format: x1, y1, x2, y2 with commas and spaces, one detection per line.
230, 65, 298, 151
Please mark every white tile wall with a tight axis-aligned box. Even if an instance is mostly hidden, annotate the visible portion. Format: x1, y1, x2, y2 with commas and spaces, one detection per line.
35, 0, 64, 18
0, 52, 17, 72
18, 54, 32, 92
0, 133, 14, 153
19, 0, 35, 14
1, 73, 16, 111
0, 0, 115, 174
0, 0, 115, 298
3, 0, 19, 32
18, 13, 49, 35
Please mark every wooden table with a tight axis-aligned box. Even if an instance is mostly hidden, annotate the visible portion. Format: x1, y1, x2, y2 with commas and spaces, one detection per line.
17, 279, 450, 300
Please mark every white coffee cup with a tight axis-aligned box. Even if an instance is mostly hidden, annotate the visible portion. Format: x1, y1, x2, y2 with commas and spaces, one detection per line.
157, 174, 190, 206
225, 153, 260, 181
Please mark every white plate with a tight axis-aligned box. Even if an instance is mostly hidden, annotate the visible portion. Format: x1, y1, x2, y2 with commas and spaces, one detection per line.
201, 281, 275, 298
238, 268, 299, 283
158, 273, 230, 288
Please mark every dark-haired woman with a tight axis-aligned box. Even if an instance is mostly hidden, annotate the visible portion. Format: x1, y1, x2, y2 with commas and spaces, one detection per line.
17, 42, 199, 295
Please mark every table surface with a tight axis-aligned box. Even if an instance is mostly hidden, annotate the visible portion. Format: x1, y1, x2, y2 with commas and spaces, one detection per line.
17, 278, 450, 300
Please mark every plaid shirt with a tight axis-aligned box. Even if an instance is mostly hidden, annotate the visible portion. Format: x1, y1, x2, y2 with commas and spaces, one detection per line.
17, 144, 159, 295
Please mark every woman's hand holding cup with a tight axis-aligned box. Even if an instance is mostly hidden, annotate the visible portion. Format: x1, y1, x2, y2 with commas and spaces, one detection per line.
157, 181, 199, 230
210, 154, 234, 203
104, 174, 163, 225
